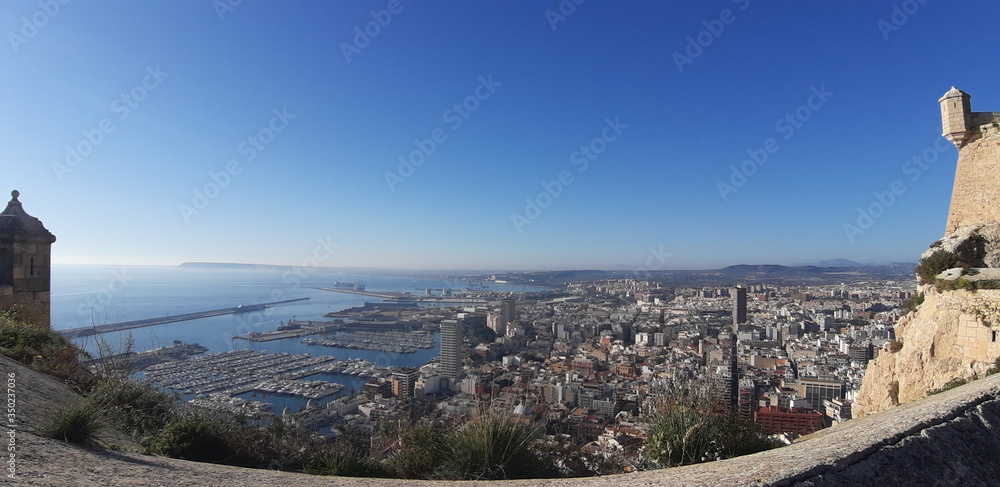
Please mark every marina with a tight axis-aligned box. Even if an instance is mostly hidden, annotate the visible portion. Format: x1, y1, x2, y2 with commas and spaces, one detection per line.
141, 349, 397, 407
301, 329, 435, 354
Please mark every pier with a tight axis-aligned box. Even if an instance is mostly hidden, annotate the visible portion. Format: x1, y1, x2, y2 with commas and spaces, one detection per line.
58, 297, 310, 339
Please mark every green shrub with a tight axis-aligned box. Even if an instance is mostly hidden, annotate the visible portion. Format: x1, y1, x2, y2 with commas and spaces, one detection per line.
390, 422, 447, 479
0, 312, 92, 388
145, 411, 238, 462
40, 401, 107, 445
307, 452, 395, 478
916, 251, 959, 284
887, 339, 903, 353
235, 417, 329, 471
903, 293, 924, 314
917, 236, 987, 285
436, 411, 545, 480
87, 378, 176, 440
644, 401, 777, 468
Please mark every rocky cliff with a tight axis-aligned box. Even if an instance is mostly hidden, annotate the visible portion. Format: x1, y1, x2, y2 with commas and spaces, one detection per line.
856, 224, 1000, 417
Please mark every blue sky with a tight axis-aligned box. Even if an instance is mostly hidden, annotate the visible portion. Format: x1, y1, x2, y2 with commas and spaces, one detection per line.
2, 1, 999, 271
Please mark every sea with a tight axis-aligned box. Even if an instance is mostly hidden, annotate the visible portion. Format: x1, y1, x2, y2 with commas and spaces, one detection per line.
49, 265, 529, 414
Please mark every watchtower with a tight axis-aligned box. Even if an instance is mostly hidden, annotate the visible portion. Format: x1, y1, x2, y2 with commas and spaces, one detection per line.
940, 88, 1000, 235
0, 190, 56, 328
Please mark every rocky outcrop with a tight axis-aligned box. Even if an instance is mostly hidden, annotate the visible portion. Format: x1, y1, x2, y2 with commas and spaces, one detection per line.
855, 288, 1000, 417
856, 224, 1000, 417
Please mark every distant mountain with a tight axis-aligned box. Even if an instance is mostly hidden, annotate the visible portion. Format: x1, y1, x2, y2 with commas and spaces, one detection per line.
793, 258, 867, 267
717, 264, 833, 276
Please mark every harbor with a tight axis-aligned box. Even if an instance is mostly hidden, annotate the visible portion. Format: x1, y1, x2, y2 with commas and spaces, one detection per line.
58, 297, 311, 339
142, 349, 398, 408
314, 286, 489, 304
301, 329, 435, 354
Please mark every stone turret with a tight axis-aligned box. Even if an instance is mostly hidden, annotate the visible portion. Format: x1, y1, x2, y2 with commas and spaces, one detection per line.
939, 86, 972, 148
0, 190, 56, 328
942, 88, 1000, 234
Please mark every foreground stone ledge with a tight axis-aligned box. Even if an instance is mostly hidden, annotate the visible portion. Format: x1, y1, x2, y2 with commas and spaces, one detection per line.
13, 372, 1000, 487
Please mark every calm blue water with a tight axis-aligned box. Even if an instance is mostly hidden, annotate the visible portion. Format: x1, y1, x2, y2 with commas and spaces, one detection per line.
51, 264, 522, 365
50, 265, 531, 410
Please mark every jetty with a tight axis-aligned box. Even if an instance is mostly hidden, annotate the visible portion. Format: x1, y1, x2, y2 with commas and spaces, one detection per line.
58, 297, 310, 339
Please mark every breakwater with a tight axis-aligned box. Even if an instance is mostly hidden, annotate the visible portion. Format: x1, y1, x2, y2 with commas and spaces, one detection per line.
57, 297, 310, 339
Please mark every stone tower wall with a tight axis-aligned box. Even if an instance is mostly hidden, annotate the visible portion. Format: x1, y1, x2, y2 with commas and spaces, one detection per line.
8, 242, 53, 327
941, 88, 1000, 235
946, 121, 1000, 234
0, 191, 56, 329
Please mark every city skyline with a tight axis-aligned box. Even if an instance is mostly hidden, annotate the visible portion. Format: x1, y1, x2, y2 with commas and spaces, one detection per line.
4, 2, 1000, 271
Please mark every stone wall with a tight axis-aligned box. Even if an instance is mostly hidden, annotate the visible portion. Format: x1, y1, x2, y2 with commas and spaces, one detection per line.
946, 122, 1000, 234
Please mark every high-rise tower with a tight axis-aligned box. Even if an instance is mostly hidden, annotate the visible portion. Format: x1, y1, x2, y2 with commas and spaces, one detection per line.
0, 191, 56, 328
439, 318, 464, 380
500, 298, 516, 326
732, 286, 747, 332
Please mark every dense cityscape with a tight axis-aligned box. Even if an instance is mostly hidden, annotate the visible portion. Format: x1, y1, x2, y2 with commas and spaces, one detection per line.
131, 273, 913, 465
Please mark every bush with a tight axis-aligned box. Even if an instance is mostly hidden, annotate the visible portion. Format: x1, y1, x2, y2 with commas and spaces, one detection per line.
87, 378, 176, 441
916, 251, 959, 284
0, 311, 92, 388
390, 422, 447, 479
917, 236, 987, 285
307, 452, 395, 478
903, 293, 924, 314
40, 401, 107, 446
644, 401, 778, 468
145, 411, 239, 462
887, 339, 903, 353
437, 411, 547, 480
235, 417, 329, 471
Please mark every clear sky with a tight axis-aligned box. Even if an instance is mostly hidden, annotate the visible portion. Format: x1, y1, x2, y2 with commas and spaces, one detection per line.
3, 1, 999, 271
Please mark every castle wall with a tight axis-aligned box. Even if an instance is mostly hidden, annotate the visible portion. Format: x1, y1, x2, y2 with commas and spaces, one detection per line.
946, 122, 1000, 234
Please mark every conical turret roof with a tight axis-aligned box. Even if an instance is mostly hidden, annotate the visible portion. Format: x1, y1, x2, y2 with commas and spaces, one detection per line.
0, 190, 56, 243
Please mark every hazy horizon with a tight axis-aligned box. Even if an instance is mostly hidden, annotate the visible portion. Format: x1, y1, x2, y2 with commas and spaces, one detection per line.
5, 2, 997, 270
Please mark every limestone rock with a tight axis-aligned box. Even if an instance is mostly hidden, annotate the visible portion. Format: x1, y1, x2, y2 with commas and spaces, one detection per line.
855, 287, 1000, 417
